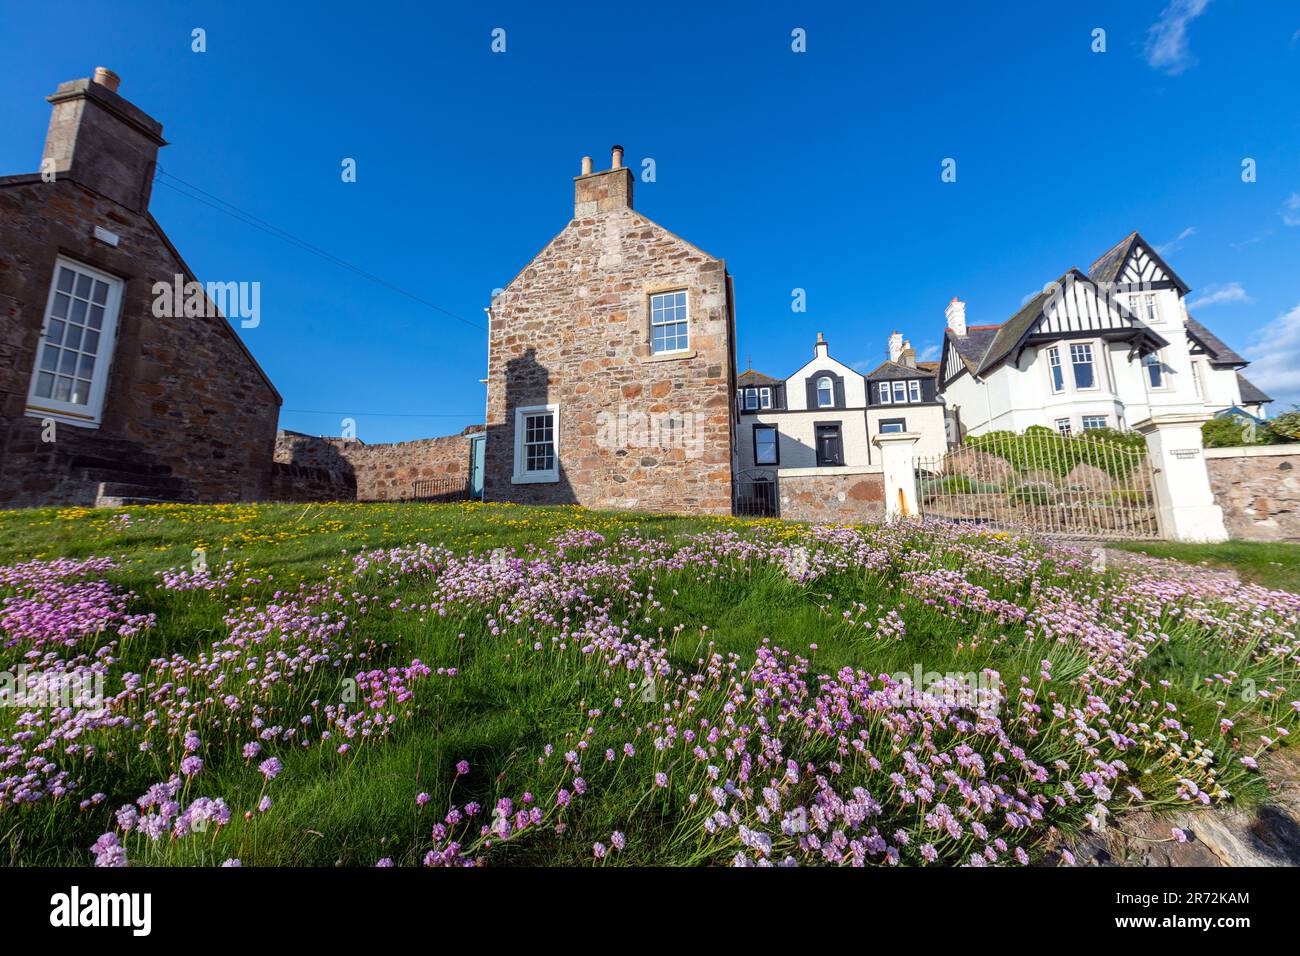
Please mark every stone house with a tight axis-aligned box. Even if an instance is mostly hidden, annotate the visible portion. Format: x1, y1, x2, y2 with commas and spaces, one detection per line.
482, 147, 737, 514
0, 68, 281, 507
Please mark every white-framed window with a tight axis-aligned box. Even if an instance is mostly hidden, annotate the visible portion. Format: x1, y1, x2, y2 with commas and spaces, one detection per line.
26, 257, 123, 427
1081, 415, 1108, 431
1047, 347, 1065, 393
1191, 360, 1204, 399
907, 380, 921, 403
649, 291, 689, 354
1054, 417, 1072, 435
877, 382, 891, 404
816, 376, 834, 408
879, 419, 905, 434
1142, 351, 1166, 389
754, 424, 778, 465
1070, 343, 1096, 390
1131, 293, 1158, 323
892, 381, 906, 403
512, 404, 559, 483
744, 388, 758, 411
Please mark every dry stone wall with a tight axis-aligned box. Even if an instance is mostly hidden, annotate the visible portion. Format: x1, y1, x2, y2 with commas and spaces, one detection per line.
1206, 445, 1300, 542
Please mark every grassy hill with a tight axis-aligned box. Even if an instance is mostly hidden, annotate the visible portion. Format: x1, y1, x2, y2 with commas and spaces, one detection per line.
1, 502, 1296, 866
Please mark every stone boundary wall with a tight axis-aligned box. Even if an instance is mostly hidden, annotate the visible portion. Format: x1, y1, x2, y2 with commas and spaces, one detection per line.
1205, 444, 1300, 542
266, 461, 356, 503
273, 425, 483, 502
779, 469, 885, 524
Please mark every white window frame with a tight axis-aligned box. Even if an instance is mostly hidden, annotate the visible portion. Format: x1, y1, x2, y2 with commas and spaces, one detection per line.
649, 290, 689, 355
907, 380, 921, 403
877, 382, 891, 404
744, 388, 758, 411
892, 381, 906, 404
1081, 415, 1108, 432
1191, 360, 1204, 399
25, 256, 123, 428
1070, 343, 1098, 391
511, 403, 560, 484
759, 386, 772, 409
1142, 350, 1167, 391
1054, 417, 1072, 435
1047, 347, 1065, 393
816, 376, 834, 408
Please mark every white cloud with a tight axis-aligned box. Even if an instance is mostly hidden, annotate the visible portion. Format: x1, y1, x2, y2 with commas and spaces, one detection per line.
1244, 303, 1300, 407
1155, 226, 1196, 255
1281, 193, 1300, 227
1229, 231, 1271, 249
917, 342, 942, 362
1187, 282, 1253, 309
1145, 0, 1212, 75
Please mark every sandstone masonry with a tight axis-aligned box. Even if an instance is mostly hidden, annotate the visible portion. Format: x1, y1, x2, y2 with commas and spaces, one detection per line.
1206, 445, 1300, 542
273, 426, 481, 501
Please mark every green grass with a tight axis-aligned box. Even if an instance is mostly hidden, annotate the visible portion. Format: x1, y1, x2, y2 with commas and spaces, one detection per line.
1113, 540, 1300, 592
0, 502, 1295, 867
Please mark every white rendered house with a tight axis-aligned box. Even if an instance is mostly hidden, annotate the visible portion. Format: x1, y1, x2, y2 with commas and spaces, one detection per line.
938, 232, 1271, 437
735, 332, 947, 478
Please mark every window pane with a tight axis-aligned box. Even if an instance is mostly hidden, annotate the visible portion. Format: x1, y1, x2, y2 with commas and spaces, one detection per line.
83, 330, 100, 355
56, 268, 75, 292
77, 354, 96, 378
88, 305, 104, 330
64, 326, 82, 351
54, 376, 72, 402
59, 350, 78, 375
893, 381, 905, 402
70, 380, 91, 405
51, 293, 70, 318
41, 345, 59, 371
74, 273, 92, 299
92, 280, 109, 304
1071, 344, 1094, 389
70, 299, 88, 324
46, 319, 65, 345
35, 371, 55, 398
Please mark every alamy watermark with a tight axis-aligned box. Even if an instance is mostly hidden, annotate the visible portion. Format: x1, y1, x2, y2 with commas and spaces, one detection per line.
152, 274, 260, 328
596, 404, 706, 459
0, 666, 105, 711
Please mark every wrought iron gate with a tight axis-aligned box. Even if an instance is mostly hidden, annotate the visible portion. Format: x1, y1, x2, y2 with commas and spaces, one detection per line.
915, 429, 1159, 539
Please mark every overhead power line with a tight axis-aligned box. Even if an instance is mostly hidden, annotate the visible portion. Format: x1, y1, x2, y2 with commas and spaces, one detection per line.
152, 167, 487, 332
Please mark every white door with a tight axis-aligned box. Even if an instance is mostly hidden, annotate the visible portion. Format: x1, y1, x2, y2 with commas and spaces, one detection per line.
25, 257, 123, 427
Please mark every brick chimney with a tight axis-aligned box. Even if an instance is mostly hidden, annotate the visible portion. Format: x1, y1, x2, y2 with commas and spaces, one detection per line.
814, 331, 829, 359
42, 68, 167, 213
945, 297, 967, 336
574, 144, 633, 218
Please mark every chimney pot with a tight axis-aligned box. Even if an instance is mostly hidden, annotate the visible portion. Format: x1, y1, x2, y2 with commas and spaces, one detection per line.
92, 67, 121, 93
580, 155, 593, 176
611, 144, 624, 169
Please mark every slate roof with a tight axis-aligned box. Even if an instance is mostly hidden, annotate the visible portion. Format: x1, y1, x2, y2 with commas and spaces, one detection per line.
1236, 373, 1273, 405
865, 359, 938, 381
945, 326, 1000, 375
1185, 316, 1247, 367
737, 369, 783, 387
1088, 231, 1190, 295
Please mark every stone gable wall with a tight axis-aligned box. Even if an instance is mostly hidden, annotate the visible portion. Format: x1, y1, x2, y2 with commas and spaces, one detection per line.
1206, 446, 1300, 542
0, 179, 280, 507
483, 194, 736, 515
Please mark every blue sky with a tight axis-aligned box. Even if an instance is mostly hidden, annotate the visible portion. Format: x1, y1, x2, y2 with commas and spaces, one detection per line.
2, 0, 1298, 441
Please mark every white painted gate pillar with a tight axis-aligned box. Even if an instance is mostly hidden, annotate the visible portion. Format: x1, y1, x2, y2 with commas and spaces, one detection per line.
873, 431, 921, 520
1132, 413, 1228, 542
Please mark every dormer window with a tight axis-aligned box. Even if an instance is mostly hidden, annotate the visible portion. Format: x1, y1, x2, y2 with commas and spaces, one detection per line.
759, 386, 772, 409
878, 382, 891, 404
908, 380, 921, 403
816, 376, 834, 408
744, 388, 758, 411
